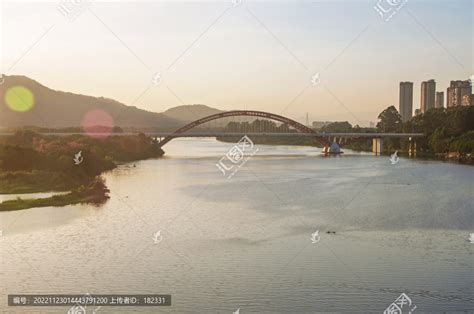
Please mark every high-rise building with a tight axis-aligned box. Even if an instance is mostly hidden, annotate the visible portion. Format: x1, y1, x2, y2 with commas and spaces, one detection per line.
399, 82, 413, 122
447, 80, 471, 107
420, 79, 436, 113
435, 91, 444, 108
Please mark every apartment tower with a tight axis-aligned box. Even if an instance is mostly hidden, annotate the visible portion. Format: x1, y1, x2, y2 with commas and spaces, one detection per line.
399, 82, 413, 122
421, 79, 436, 113
435, 91, 444, 108
447, 80, 471, 107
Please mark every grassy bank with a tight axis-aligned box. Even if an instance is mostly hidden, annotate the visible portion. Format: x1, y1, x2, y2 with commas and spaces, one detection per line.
0, 178, 109, 211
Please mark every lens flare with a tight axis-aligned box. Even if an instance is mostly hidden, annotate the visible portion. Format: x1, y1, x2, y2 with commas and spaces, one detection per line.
4, 86, 35, 112
81, 109, 114, 139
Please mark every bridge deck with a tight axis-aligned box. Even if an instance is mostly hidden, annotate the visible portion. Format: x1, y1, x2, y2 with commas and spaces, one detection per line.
0, 132, 424, 138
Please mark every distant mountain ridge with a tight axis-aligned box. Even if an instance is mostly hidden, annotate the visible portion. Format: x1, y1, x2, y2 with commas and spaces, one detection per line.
0, 75, 224, 129
163, 104, 222, 122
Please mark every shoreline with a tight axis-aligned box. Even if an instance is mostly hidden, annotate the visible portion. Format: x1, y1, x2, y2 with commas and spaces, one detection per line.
0, 177, 110, 212
216, 136, 474, 165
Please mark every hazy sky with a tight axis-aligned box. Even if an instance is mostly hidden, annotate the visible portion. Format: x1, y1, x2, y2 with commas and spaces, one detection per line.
1, 0, 473, 125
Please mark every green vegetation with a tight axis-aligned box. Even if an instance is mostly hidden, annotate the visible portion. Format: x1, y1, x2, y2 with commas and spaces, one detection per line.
0, 178, 110, 211
373, 105, 473, 160
376, 106, 402, 132
404, 106, 474, 156
0, 131, 164, 211
0, 170, 78, 193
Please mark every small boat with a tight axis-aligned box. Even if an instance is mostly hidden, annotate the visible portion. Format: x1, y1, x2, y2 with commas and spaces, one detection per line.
323, 142, 344, 155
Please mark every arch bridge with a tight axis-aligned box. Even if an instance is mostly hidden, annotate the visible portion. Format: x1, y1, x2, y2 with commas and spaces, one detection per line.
155, 110, 423, 154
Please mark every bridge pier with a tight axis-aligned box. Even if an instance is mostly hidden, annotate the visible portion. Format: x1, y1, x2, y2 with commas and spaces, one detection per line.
372, 138, 384, 155
408, 137, 417, 157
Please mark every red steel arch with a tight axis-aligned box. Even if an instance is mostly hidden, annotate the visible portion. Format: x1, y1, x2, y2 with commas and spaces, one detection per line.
157, 110, 329, 147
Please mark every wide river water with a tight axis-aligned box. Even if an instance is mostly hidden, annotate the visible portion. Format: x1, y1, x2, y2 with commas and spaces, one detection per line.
0, 138, 473, 313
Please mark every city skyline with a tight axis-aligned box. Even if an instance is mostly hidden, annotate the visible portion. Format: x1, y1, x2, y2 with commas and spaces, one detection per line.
1, 1, 472, 125
399, 78, 473, 121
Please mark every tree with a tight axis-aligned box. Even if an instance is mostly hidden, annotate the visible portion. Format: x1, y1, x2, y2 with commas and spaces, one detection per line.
429, 127, 450, 153
449, 131, 474, 156
420, 108, 446, 135
0, 145, 41, 171
445, 106, 474, 136
321, 121, 352, 132
376, 106, 402, 133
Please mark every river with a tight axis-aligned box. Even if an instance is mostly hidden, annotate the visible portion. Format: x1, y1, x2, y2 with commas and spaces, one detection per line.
0, 138, 473, 313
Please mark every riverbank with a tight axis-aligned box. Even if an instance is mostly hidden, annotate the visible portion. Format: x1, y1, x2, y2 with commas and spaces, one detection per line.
0, 131, 164, 211
0, 177, 109, 211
